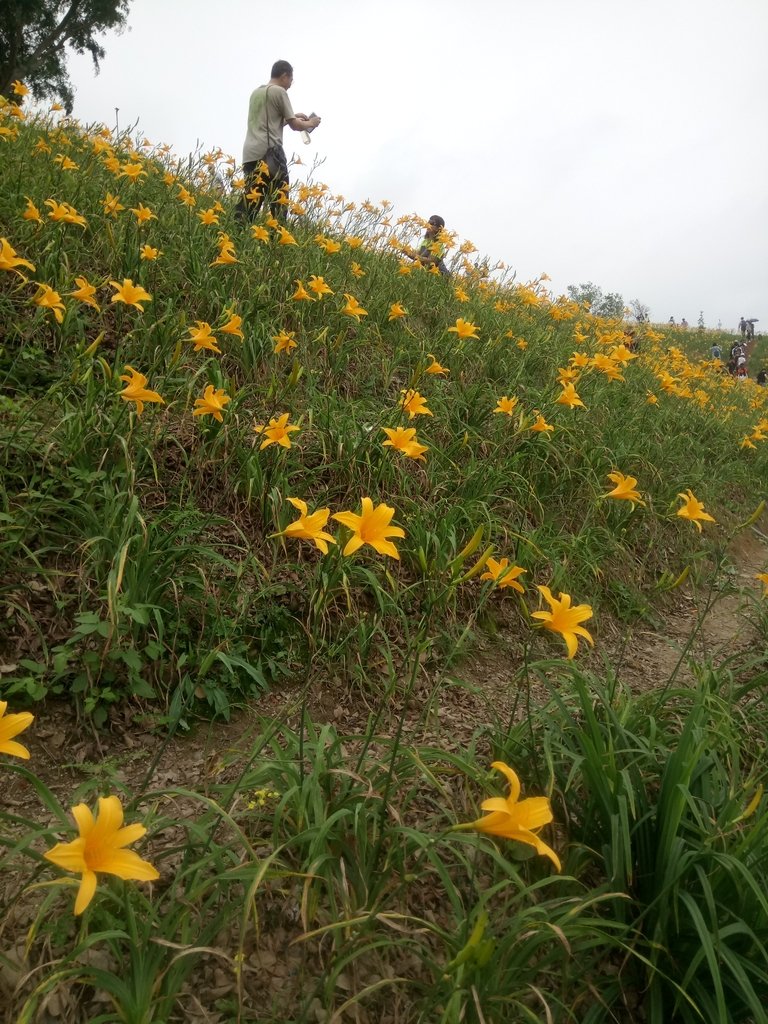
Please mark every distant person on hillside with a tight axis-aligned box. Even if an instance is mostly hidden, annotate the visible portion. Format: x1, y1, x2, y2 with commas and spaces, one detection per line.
756, 368, 767, 386
739, 317, 747, 337
710, 343, 721, 360
680, 318, 689, 329
745, 319, 756, 341
668, 316, 675, 325
413, 215, 450, 276
235, 60, 321, 222
624, 328, 638, 352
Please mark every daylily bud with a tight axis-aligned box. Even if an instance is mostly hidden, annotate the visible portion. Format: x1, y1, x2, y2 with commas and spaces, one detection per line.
448, 525, 484, 574
737, 500, 766, 530
458, 546, 494, 582
739, 783, 763, 821
668, 565, 691, 590
417, 546, 429, 574
444, 912, 492, 972
82, 330, 106, 358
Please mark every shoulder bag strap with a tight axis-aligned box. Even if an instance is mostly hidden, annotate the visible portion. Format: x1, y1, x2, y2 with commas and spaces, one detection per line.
264, 85, 271, 148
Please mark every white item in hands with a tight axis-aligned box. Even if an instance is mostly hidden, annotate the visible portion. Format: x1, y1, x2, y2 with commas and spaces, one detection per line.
301, 112, 318, 145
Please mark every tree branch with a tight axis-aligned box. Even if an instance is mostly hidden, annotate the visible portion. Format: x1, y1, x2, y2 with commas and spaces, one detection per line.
14, 0, 83, 80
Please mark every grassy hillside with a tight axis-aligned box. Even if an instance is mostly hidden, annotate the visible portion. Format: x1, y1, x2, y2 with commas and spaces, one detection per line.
2, 108, 766, 718
2, 101, 768, 1023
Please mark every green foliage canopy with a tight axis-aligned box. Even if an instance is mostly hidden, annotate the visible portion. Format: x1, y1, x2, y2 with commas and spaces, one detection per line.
567, 280, 626, 319
0, 0, 131, 113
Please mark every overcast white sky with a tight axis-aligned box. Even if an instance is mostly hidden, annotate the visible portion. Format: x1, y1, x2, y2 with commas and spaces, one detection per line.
64, 0, 767, 329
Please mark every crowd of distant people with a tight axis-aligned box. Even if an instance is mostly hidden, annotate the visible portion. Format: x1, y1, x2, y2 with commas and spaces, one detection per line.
663, 314, 764, 383
705, 316, 765, 384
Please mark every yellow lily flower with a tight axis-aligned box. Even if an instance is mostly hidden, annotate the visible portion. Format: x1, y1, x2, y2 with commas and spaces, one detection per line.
530, 412, 554, 433
103, 193, 125, 217
68, 276, 100, 310
0, 701, 34, 759
400, 389, 432, 419
44, 199, 87, 228
273, 330, 297, 354
332, 497, 406, 560
341, 294, 368, 321
603, 471, 645, 507
193, 385, 231, 422
292, 280, 313, 302
532, 585, 594, 659
188, 322, 221, 353
44, 795, 159, 915
556, 383, 585, 408
494, 396, 518, 416
308, 275, 334, 298
447, 317, 479, 340
676, 489, 716, 531
254, 412, 300, 450
119, 366, 164, 416
130, 204, 156, 225
33, 284, 66, 323
276, 498, 336, 554
120, 161, 146, 181
426, 354, 449, 376
0, 237, 36, 275
480, 557, 526, 593
381, 426, 429, 462
53, 154, 78, 171
454, 762, 561, 871
109, 279, 152, 312
219, 313, 244, 340
22, 197, 42, 224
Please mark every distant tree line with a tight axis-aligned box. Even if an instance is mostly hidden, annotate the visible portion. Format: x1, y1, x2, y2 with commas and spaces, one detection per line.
566, 282, 625, 319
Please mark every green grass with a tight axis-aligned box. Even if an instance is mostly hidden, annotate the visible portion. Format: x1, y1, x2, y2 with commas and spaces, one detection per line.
2, 112, 766, 717
1, 102, 768, 1022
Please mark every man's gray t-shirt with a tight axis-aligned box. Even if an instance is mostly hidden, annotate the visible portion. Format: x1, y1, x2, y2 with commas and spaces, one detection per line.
242, 85, 294, 163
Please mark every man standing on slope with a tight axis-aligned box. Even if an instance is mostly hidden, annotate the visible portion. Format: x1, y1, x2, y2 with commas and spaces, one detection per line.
235, 60, 321, 222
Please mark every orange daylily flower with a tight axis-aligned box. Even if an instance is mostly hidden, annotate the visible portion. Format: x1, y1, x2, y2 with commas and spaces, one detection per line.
453, 762, 561, 871
254, 413, 300, 450
44, 795, 159, 915
332, 498, 406, 559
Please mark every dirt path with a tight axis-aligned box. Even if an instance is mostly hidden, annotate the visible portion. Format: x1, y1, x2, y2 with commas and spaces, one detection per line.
7, 531, 768, 806
610, 529, 767, 690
